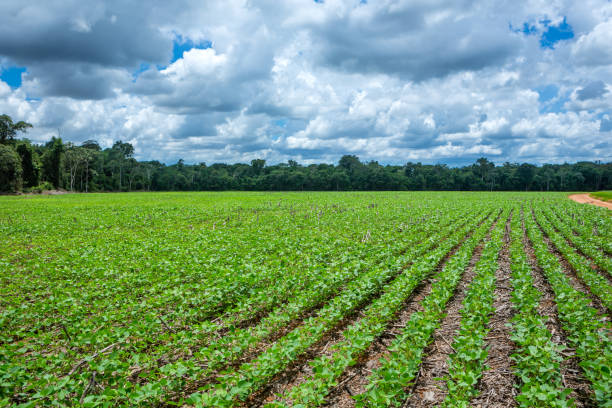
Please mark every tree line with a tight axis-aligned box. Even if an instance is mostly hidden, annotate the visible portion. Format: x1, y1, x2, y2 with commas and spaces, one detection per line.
1, 114, 611, 193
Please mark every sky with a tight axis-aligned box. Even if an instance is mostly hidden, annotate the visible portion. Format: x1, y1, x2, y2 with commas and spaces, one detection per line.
0, 0, 611, 166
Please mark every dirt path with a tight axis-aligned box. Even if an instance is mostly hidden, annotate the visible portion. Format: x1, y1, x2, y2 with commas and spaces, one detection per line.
568, 194, 612, 210
471, 216, 517, 407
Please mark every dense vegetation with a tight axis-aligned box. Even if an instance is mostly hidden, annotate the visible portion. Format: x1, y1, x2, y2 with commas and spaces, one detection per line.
1, 114, 611, 193
1, 191, 610, 407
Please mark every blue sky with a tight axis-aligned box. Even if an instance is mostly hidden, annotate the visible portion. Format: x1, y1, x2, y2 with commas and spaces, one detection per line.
0, 0, 611, 165
0, 66, 25, 88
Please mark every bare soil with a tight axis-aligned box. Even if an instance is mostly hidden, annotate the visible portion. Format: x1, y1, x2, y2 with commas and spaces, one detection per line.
471, 215, 517, 407
568, 194, 612, 210
401, 239, 483, 407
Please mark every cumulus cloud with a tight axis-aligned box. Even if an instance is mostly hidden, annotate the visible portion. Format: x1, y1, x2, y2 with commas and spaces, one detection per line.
0, 0, 611, 164
572, 19, 612, 66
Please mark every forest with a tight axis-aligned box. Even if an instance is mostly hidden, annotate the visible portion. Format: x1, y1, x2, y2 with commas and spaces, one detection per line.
1, 114, 611, 193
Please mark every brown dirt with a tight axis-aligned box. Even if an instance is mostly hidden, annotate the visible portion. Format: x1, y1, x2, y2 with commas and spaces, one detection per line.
568, 194, 612, 210
401, 240, 484, 407
471, 214, 517, 407
521, 211, 596, 406
400, 212, 502, 407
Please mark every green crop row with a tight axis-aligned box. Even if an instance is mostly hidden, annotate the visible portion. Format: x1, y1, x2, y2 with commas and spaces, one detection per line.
525, 207, 612, 407
186, 208, 492, 407
351, 208, 509, 408
439, 210, 508, 406
508, 207, 571, 407
533, 206, 612, 310
542, 206, 612, 276
549, 201, 611, 254
265, 210, 500, 407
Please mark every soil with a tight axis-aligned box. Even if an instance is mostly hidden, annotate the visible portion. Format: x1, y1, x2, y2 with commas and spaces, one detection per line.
568, 194, 612, 210
401, 239, 483, 407
471, 215, 517, 407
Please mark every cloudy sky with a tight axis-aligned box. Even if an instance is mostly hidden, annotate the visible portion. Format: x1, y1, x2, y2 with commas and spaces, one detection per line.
1, 0, 611, 165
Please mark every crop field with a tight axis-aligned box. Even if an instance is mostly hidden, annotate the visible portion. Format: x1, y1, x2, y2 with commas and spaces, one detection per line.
0, 191, 610, 408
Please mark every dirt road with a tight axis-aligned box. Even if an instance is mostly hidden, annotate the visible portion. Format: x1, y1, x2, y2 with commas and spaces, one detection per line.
568, 193, 612, 210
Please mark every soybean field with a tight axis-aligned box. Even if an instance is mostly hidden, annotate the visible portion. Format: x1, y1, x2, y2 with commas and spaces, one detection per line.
1, 192, 610, 407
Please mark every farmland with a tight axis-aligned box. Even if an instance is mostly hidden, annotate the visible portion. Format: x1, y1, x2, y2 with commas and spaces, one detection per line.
0, 192, 610, 407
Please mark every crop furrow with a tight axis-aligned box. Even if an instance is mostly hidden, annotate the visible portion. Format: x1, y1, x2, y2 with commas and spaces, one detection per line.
524, 207, 611, 407
126, 209, 472, 405
532, 206, 612, 311
260, 210, 499, 408
469, 210, 517, 407
431, 210, 509, 407
341, 208, 507, 408
514, 207, 590, 407
183, 210, 494, 407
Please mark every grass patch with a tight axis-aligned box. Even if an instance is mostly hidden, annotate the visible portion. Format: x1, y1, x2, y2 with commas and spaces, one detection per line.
590, 191, 612, 202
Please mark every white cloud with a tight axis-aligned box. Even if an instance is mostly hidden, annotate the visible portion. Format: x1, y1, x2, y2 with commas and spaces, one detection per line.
162, 48, 227, 80
572, 19, 612, 65
0, 0, 611, 164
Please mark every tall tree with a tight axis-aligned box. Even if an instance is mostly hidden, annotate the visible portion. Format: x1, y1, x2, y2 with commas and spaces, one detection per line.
16, 142, 40, 188
64, 144, 90, 191
0, 144, 22, 192
475, 157, 494, 183
250, 159, 266, 176
41, 137, 64, 188
0, 114, 32, 145
80, 142, 100, 192
517, 163, 536, 191
110, 140, 134, 190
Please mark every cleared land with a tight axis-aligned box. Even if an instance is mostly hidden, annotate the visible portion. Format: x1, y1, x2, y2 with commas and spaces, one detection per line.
569, 193, 612, 210
0, 192, 610, 408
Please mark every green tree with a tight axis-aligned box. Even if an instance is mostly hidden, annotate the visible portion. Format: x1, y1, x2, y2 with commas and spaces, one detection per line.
475, 157, 494, 187
517, 163, 536, 191
251, 159, 266, 176
109, 140, 135, 190
79, 143, 99, 192
0, 114, 32, 145
42, 137, 64, 188
16, 142, 40, 188
0, 144, 23, 192
64, 144, 91, 191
